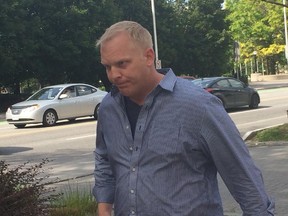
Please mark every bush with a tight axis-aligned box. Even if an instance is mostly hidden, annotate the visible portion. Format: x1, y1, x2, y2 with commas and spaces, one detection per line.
50, 183, 98, 216
0, 159, 60, 216
0, 94, 31, 112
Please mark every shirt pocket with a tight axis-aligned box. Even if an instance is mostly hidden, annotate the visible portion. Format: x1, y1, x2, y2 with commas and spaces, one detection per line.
147, 124, 182, 155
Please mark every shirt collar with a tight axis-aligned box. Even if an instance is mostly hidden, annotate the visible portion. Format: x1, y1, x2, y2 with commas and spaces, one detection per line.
110, 68, 177, 96
157, 68, 177, 92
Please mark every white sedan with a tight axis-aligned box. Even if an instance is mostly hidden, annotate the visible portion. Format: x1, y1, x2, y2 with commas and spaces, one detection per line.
6, 83, 107, 128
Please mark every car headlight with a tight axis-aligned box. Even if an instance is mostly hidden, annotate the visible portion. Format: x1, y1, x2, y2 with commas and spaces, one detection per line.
22, 105, 40, 113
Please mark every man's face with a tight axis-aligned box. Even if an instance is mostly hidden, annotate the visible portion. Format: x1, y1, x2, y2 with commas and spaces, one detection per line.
100, 32, 152, 100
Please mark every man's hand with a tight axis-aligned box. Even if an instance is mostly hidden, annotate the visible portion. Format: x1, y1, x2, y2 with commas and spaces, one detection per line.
98, 203, 113, 216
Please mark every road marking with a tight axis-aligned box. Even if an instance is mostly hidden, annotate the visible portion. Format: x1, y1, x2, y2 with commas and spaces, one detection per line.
0, 121, 97, 139
229, 108, 267, 115
237, 116, 285, 127
260, 95, 288, 102
229, 104, 288, 116
66, 134, 95, 140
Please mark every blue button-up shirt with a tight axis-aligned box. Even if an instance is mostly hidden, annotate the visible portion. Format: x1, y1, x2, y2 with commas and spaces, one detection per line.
93, 69, 274, 216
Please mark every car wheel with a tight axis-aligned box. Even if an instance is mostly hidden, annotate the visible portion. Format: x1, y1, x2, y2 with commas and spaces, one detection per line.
43, 109, 58, 126
14, 124, 26, 128
249, 94, 259, 109
94, 104, 100, 120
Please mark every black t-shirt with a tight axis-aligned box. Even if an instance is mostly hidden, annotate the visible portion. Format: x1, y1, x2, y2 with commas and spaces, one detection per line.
124, 96, 142, 138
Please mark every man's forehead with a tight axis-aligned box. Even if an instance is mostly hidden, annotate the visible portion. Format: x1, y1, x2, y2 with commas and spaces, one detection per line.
101, 55, 129, 65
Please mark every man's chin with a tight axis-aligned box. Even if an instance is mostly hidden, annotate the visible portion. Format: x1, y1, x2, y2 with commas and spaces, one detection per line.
118, 88, 130, 97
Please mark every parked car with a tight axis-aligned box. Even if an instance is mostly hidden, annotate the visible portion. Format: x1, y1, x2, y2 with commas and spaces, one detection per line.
6, 83, 107, 128
191, 77, 260, 109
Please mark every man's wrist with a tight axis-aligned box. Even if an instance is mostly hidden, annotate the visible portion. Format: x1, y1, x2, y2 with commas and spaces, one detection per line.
98, 202, 113, 216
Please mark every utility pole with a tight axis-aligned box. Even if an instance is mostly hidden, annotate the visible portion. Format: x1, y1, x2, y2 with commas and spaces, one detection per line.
150, 0, 161, 69
284, 0, 288, 63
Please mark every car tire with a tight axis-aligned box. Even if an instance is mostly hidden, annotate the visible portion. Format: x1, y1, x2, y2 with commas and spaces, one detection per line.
249, 94, 259, 109
94, 104, 100, 120
14, 124, 26, 128
43, 109, 58, 126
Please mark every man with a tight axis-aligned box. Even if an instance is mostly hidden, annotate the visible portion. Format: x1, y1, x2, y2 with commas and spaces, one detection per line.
93, 21, 274, 216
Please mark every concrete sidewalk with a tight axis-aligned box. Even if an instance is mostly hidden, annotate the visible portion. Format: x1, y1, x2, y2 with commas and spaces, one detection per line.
249, 79, 288, 90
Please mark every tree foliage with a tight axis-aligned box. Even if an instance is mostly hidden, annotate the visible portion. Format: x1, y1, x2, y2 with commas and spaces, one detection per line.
177, 0, 232, 76
0, 0, 232, 93
225, 0, 286, 74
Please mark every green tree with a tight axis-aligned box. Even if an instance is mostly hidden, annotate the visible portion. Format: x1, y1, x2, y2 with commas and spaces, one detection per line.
165, 0, 232, 77
0, 0, 120, 92
0, 0, 32, 93
226, 0, 286, 74
1, 0, 233, 93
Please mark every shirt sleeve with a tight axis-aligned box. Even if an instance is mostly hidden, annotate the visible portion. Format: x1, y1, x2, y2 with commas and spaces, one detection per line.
200, 96, 275, 215
93, 118, 115, 204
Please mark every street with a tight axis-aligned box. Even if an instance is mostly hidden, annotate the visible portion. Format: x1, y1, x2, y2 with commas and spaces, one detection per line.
229, 87, 288, 137
0, 86, 288, 215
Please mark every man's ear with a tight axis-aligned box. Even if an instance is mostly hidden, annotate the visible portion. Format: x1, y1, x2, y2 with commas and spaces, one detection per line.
145, 48, 155, 66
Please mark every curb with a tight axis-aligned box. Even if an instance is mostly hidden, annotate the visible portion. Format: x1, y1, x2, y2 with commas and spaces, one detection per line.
46, 173, 93, 186
243, 123, 288, 147
246, 140, 288, 147
242, 123, 285, 141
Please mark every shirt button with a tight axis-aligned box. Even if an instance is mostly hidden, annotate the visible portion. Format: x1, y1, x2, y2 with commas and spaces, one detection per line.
131, 210, 135, 214
129, 146, 133, 151
126, 125, 130, 129
132, 167, 136, 172
130, 189, 134, 194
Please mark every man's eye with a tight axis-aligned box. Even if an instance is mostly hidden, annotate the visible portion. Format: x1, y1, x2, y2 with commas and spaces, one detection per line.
118, 61, 126, 67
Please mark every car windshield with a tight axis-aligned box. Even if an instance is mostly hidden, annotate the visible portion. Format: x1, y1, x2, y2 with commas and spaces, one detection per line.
191, 78, 215, 88
28, 87, 62, 100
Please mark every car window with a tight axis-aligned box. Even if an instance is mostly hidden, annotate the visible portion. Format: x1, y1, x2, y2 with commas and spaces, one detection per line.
76, 85, 96, 96
28, 87, 62, 100
229, 79, 244, 88
192, 79, 214, 88
61, 86, 76, 98
49, 88, 61, 99
214, 79, 230, 88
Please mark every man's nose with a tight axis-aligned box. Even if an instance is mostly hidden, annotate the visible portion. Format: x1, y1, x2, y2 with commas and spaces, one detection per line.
108, 67, 121, 81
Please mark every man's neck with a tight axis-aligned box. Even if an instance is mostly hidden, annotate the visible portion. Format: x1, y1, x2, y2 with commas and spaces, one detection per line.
130, 72, 164, 105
